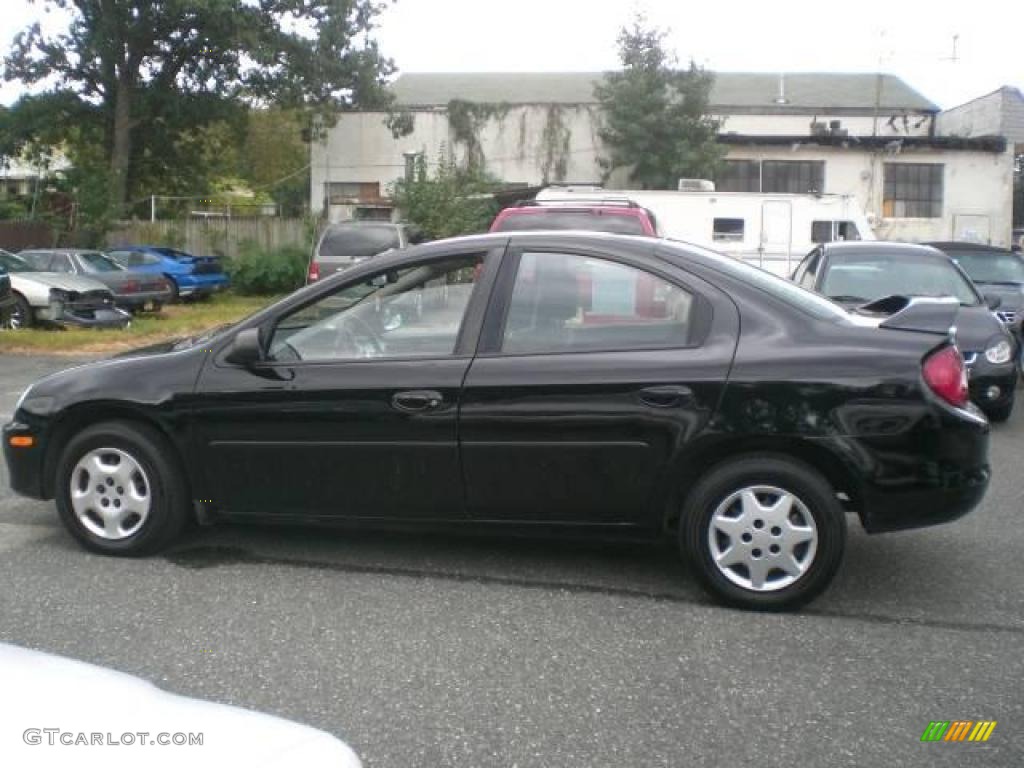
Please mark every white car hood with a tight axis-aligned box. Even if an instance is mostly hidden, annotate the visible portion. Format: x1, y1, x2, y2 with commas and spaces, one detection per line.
10, 271, 110, 293
0, 643, 361, 768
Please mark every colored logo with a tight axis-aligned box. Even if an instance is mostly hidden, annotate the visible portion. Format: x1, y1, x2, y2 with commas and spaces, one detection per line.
921, 721, 997, 742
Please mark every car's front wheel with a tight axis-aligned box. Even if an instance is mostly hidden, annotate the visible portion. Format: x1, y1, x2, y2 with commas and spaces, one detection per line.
680, 456, 846, 611
6, 293, 32, 329
55, 421, 189, 556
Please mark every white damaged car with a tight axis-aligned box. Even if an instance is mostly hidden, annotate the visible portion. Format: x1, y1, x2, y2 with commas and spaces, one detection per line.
0, 249, 131, 330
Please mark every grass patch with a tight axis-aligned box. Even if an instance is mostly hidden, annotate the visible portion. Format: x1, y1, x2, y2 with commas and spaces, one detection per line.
0, 292, 279, 355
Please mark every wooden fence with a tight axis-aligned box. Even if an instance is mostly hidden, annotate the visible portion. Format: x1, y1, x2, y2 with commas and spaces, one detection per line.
105, 218, 316, 259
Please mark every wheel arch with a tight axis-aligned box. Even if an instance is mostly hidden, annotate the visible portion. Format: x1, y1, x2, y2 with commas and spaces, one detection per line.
42, 404, 194, 504
663, 435, 864, 532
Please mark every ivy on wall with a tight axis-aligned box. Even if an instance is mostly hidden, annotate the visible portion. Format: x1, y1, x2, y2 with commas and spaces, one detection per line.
444, 99, 575, 183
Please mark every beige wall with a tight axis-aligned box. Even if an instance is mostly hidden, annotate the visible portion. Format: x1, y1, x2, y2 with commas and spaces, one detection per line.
313, 106, 1013, 244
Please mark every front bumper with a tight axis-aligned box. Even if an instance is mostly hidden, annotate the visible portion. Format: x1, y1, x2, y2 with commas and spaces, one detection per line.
2, 419, 47, 499
967, 359, 1017, 410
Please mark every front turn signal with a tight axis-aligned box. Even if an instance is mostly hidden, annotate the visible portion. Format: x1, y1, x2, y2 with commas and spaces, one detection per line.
9, 436, 34, 448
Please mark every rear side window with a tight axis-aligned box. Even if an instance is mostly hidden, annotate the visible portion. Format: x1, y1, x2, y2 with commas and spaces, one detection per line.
812, 220, 862, 243
493, 210, 647, 235
319, 225, 401, 258
501, 251, 695, 354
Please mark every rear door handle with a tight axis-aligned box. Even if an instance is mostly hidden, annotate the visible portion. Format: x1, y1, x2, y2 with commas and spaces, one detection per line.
392, 390, 444, 412
638, 385, 694, 408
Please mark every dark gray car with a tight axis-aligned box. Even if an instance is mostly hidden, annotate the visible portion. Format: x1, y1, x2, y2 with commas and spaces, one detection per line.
793, 241, 1018, 421
20, 249, 175, 312
309, 222, 417, 283
929, 242, 1024, 339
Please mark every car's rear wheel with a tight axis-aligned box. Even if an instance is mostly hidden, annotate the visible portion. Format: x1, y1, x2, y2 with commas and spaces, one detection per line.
680, 456, 846, 611
55, 421, 189, 556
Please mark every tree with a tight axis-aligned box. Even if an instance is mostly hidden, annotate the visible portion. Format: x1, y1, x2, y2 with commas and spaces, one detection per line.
3, 0, 394, 219
594, 15, 724, 189
391, 152, 498, 240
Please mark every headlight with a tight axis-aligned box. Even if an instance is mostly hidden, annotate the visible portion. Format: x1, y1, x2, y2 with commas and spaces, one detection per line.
985, 339, 1013, 364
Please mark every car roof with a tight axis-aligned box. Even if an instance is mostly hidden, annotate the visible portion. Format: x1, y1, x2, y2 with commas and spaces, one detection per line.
503, 205, 647, 216
823, 241, 947, 259
927, 241, 1016, 254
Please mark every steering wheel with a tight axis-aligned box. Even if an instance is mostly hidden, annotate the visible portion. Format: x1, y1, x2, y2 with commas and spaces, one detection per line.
332, 313, 384, 358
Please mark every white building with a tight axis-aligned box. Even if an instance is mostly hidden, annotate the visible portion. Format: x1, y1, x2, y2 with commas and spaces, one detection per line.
312, 72, 1015, 246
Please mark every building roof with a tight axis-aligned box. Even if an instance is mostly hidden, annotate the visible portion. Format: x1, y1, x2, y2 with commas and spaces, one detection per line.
391, 72, 939, 113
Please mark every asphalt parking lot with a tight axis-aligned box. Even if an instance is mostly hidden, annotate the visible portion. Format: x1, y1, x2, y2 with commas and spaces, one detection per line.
1, 355, 1022, 767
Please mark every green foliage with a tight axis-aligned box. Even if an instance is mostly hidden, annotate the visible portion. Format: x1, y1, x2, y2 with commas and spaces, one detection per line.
391, 153, 499, 240
237, 109, 310, 217
2, 0, 394, 219
594, 15, 725, 189
226, 241, 308, 296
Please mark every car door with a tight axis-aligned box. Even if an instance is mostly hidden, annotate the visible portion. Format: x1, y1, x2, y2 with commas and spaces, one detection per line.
459, 241, 739, 527
192, 244, 502, 520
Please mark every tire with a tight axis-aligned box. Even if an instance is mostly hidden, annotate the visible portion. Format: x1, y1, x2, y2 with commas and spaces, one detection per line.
55, 421, 189, 556
984, 400, 1013, 423
680, 456, 847, 611
7, 293, 32, 329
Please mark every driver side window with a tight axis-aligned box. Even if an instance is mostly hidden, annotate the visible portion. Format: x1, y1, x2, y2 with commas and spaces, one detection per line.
269, 253, 484, 363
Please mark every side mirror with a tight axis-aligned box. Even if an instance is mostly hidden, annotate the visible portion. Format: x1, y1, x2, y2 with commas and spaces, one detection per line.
225, 327, 264, 366
984, 294, 1002, 311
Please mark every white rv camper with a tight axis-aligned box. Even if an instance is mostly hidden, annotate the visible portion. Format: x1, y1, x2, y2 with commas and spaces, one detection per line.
536, 186, 875, 277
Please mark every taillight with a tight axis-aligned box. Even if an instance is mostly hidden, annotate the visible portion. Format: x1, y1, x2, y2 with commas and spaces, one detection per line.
307, 261, 320, 282
923, 345, 969, 408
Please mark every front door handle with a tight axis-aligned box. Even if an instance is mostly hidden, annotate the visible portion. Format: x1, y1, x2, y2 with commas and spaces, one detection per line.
638, 385, 694, 408
392, 390, 444, 412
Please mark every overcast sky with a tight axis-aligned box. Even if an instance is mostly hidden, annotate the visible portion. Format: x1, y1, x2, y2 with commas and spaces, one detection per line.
2, 0, 1021, 109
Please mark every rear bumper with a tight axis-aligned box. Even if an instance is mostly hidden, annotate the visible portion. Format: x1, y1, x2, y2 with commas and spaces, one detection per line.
113, 287, 175, 309
825, 403, 991, 533
174, 274, 230, 296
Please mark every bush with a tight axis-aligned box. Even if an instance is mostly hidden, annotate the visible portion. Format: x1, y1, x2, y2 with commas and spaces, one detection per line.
226, 241, 307, 295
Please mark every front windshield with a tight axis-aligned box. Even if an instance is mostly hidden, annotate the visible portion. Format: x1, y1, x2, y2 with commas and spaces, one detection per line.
947, 250, 1024, 285
0, 250, 33, 273
78, 252, 123, 273
821, 252, 981, 306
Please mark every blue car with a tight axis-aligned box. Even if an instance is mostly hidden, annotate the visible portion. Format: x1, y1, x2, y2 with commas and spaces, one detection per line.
106, 246, 229, 300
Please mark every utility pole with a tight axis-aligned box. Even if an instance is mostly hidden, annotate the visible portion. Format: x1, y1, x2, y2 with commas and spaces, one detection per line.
150, 195, 156, 222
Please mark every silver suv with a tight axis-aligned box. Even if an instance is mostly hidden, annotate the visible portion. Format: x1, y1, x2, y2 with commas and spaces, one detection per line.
309, 222, 418, 283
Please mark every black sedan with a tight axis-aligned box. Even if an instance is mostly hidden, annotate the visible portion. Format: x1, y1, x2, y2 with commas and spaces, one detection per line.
19, 248, 175, 312
3, 233, 991, 611
793, 241, 1018, 421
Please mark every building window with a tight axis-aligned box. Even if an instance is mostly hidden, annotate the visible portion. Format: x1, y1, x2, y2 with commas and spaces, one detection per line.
325, 181, 382, 204
761, 161, 824, 194
883, 163, 943, 218
715, 160, 824, 194
715, 160, 759, 192
712, 218, 745, 242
